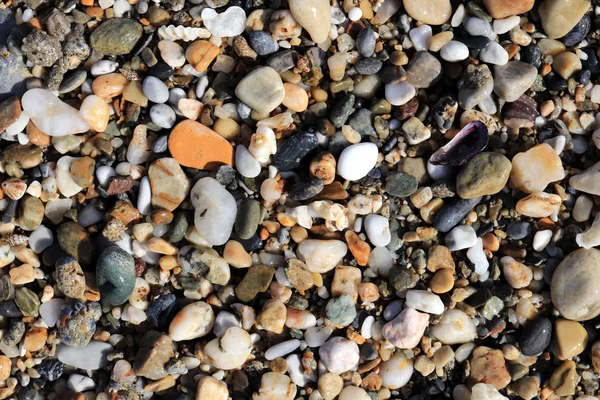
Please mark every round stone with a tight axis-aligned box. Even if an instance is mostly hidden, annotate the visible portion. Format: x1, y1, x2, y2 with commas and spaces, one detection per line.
403, 0, 452, 25
325, 294, 357, 326
519, 317, 552, 356
337, 142, 379, 181
551, 248, 600, 321
96, 246, 136, 306
456, 152, 512, 199
90, 18, 143, 55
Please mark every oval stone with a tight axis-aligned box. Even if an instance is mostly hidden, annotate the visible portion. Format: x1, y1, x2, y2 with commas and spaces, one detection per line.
90, 18, 143, 55
96, 246, 136, 306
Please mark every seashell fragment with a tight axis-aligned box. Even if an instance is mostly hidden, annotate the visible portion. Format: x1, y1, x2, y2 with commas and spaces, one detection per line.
158, 25, 211, 42
1, 178, 27, 200
502, 95, 540, 129
429, 121, 489, 166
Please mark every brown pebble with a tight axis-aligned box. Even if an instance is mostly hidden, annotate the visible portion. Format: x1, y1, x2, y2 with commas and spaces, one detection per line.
310, 152, 337, 185
0, 97, 22, 132
430, 268, 454, 294
151, 210, 174, 225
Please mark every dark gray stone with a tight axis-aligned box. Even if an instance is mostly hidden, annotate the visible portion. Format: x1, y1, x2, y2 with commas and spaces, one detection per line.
385, 172, 418, 197
330, 94, 355, 128
348, 108, 377, 137
519, 317, 551, 356
288, 178, 324, 201
249, 31, 278, 56
0, 53, 32, 101
356, 28, 376, 58
434, 197, 482, 233
272, 132, 318, 171
235, 198, 261, 240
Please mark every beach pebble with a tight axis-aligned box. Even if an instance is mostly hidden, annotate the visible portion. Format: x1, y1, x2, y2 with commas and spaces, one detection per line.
445, 225, 477, 251
143, 76, 169, 103
403, 0, 452, 25
297, 239, 347, 273
190, 177, 237, 246
364, 214, 391, 247
288, 0, 331, 44
511, 144, 565, 193
169, 301, 214, 341
21, 89, 90, 136
337, 142, 378, 181
378, 351, 414, 389
539, 0, 591, 39
493, 61, 538, 102
79, 94, 110, 132
440, 41, 469, 62
204, 327, 253, 370
57, 341, 113, 370
202, 6, 246, 37
405, 290, 445, 314
385, 81, 416, 106
479, 41, 509, 65
431, 309, 477, 344
501, 256, 533, 289
382, 307, 429, 348
319, 337, 359, 374
235, 67, 285, 115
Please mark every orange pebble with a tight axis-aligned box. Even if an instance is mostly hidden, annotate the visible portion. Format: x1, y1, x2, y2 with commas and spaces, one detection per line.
168, 120, 234, 170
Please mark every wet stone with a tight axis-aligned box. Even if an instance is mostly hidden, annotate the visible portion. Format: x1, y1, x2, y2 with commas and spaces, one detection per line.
272, 132, 319, 171
0, 300, 22, 318
249, 31, 279, 56
37, 360, 64, 382
147, 293, 179, 329
355, 58, 383, 75
288, 179, 324, 201
385, 172, 418, 198
235, 265, 275, 302
235, 199, 261, 240
519, 317, 552, 356
331, 94, 355, 128
348, 108, 377, 137
434, 197, 482, 233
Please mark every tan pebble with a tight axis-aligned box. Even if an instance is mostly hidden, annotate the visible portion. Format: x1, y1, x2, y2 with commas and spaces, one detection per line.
23, 327, 47, 352
92, 73, 129, 99
414, 355, 435, 376
0, 356, 11, 381
515, 192, 562, 218
428, 31, 453, 52
469, 346, 511, 390
318, 372, 344, 400
430, 268, 454, 294
410, 187, 433, 209
539, 0, 591, 39
256, 298, 287, 334
358, 282, 379, 302
331, 266, 361, 301
212, 118, 241, 140
502, 344, 521, 361
159, 255, 179, 271
285, 259, 314, 292
132, 223, 154, 243
427, 245, 455, 272
79, 95, 110, 132
420, 198, 444, 224
592, 341, 600, 372
345, 231, 371, 267
288, 0, 331, 43
549, 360, 577, 396
311, 87, 328, 102
482, 233, 499, 252
403, 0, 452, 25
269, 281, 292, 303
146, 237, 179, 255
290, 226, 308, 243
538, 39, 567, 57
186, 40, 220, 72
150, 210, 174, 225
26, 121, 51, 147
145, 375, 176, 392
552, 52, 582, 79
309, 152, 336, 185
551, 318, 588, 360
501, 256, 533, 289
9, 264, 35, 285
510, 144, 565, 194
269, 358, 288, 374
122, 81, 148, 107
168, 120, 234, 170
282, 83, 309, 113
178, 98, 203, 120
223, 240, 252, 268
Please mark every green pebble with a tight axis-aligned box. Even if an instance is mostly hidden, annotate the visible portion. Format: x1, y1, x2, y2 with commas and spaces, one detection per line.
325, 294, 357, 326
385, 172, 418, 197
96, 246, 136, 306
90, 18, 143, 55
235, 198, 261, 240
15, 287, 40, 317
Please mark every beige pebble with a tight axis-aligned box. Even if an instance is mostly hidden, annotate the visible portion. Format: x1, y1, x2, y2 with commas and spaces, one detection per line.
223, 240, 252, 268
510, 144, 565, 194
515, 192, 562, 218
282, 83, 309, 113
318, 373, 344, 400
552, 52, 582, 79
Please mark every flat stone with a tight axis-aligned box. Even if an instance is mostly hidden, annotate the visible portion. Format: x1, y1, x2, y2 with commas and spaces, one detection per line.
235, 66, 285, 115
272, 132, 318, 171
519, 317, 551, 356
434, 197, 482, 233
57, 222, 93, 265
385, 172, 418, 197
235, 199, 261, 240
235, 265, 275, 302
551, 318, 588, 360
457, 152, 511, 199
0, 53, 31, 101
325, 294, 357, 326
469, 346, 511, 390
551, 248, 600, 321
133, 331, 174, 380
149, 158, 190, 211
168, 120, 234, 171
406, 52, 442, 89
510, 143, 565, 193
90, 18, 143, 55
493, 61, 538, 102
483, 0, 535, 18
539, 0, 591, 39
458, 64, 494, 109
403, 0, 452, 25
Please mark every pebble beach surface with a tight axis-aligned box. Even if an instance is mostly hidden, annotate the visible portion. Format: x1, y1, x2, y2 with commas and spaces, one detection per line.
2, 0, 600, 400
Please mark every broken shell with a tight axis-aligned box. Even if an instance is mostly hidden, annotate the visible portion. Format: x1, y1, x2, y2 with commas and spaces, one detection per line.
1, 178, 27, 200
157, 25, 211, 42
429, 121, 489, 166
502, 95, 540, 129
431, 96, 458, 133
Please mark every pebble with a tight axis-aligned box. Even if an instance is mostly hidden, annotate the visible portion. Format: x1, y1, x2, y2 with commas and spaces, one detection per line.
21, 89, 90, 136
484, 0, 534, 18
319, 373, 343, 400
364, 214, 391, 247
197, 376, 229, 400
515, 192, 562, 218
551, 248, 600, 321
432, 309, 477, 344
406, 290, 445, 314
510, 143, 565, 193
90, 18, 143, 55
272, 132, 318, 171
551, 318, 588, 360
169, 301, 214, 341
148, 157, 190, 211
539, 0, 591, 39
288, 0, 331, 44
493, 61, 538, 102
406, 51, 441, 88
562, 14, 590, 47
150, 103, 176, 129
337, 142, 378, 181
445, 225, 477, 251
357, 28, 376, 58
235, 67, 285, 115
325, 294, 356, 326
385, 81, 416, 106
519, 317, 551, 356
169, 120, 234, 170
378, 351, 414, 389
403, 0, 452, 25
142, 76, 169, 104
382, 307, 429, 348
457, 152, 511, 198
204, 327, 253, 370
250, 31, 279, 56
190, 177, 237, 246
470, 346, 511, 389
440, 41, 469, 62
470, 383, 508, 400
55, 257, 85, 299
96, 246, 136, 306
202, 6, 246, 37
57, 341, 113, 370
57, 301, 99, 347
434, 197, 481, 233
319, 337, 359, 374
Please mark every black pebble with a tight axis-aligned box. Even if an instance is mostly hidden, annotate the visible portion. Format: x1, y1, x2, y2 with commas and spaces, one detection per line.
148, 62, 174, 80
520, 317, 552, 356
147, 293, 179, 329
506, 221, 531, 240
562, 15, 591, 47
434, 197, 482, 233
288, 178, 324, 201
37, 359, 64, 382
0, 300, 22, 317
272, 132, 319, 171
520, 45, 542, 69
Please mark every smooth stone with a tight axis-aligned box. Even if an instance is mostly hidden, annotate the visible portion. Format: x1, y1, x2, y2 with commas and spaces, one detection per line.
337, 142, 378, 181
0, 53, 31, 101
235, 145, 261, 178
385, 172, 418, 197
288, 178, 324, 201
364, 214, 391, 247
143, 76, 169, 104
235, 265, 275, 302
445, 225, 478, 251
325, 294, 357, 326
235, 199, 261, 240
297, 239, 347, 273
169, 301, 215, 341
190, 177, 237, 246
348, 108, 377, 137
249, 31, 279, 56
434, 197, 481, 233
551, 248, 600, 321
148, 158, 190, 211
458, 64, 494, 109
57, 222, 93, 265
357, 28, 376, 57
510, 143, 565, 193
169, 120, 234, 170
201, 6, 246, 37
432, 309, 477, 344
493, 61, 538, 102
470, 383, 509, 400
150, 104, 176, 129
402, 0, 452, 25
57, 341, 113, 370
288, 0, 331, 44
235, 66, 285, 115
96, 246, 136, 306
79, 94, 110, 132
203, 327, 252, 370
519, 317, 552, 356
272, 132, 318, 171
469, 346, 511, 389
440, 41, 469, 62
319, 337, 359, 374
379, 351, 414, 389
484, 0, 534, 18
21, 89, 90, 136
551, 318, 588, 360
506, 221, 531, 240
382, 308, 429, 349
457, 152, 511, 199
539, 0, 591, 39
406, 51, 441, 89
553, 52, 582, 79
90, 18, 143, 55
515, 192, 562, 218
385, 81, 416, 106
406, 290, 445, 314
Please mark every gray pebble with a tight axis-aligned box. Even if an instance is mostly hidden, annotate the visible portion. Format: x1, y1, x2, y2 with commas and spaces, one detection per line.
249, 31, 279, 56
143, 76, 169, 104
356, 28, 376, 58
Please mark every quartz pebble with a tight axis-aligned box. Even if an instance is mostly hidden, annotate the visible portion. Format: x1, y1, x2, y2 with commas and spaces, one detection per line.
337, 142, 378, 181
319, 337, 359, 374
190, 177, 237, 246
22, 89, 90, 136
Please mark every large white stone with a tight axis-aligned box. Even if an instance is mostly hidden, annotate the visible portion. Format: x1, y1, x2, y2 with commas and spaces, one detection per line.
190, 177, 237, 246
57, 341, 113, 370
21, 89, 90, 136
337, 142, 378, 181
296, 239, 347, 273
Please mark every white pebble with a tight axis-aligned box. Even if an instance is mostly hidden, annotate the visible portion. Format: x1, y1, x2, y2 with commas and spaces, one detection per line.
479, 41, 509, 65
201, 6, 246, 37
406, 290, 445, 314
493, 15, 520, 34
337, 142, 378, 181
364, 214, 391, 247
304, 325, 333, 347
533, 230, 552, 251
379, 351, 414, 389
67, 374, 96, 392
467, 238, 489, 276
573, 195, 593, 222
39, 298, 64, 327
150, 104, 176, 129
409, 25, 432, 52
29, 225, 54, 253
191, 177, 237, 246
440, 41, 469, 62
445, 225, 477, 251
265, 339, 300, 360
385, 81, 416, 106
451, 4, 466, 27
235, 145, 261, 178
57, 341, 113, 370
361, 315, 375, 339
91, 60, 119, 77
137, 176, 152, 215
143, 76, 169, 104
348, 7, 362, 21
368, 246, 394, 276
